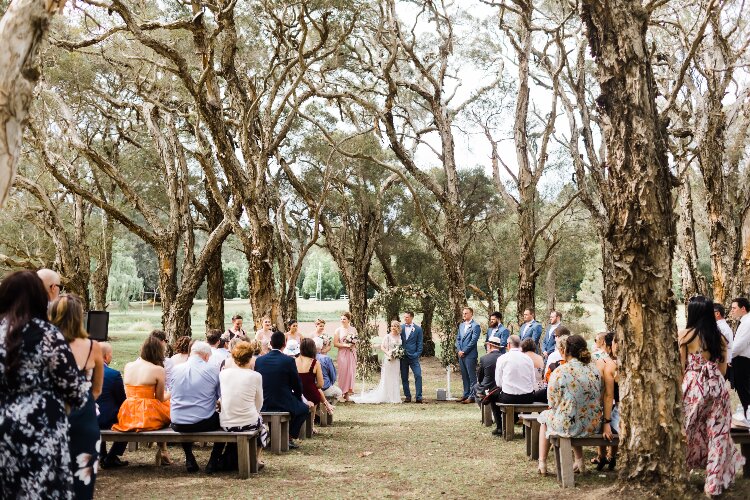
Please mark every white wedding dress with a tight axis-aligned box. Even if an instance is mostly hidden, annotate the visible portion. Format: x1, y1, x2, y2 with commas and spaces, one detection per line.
352, 334, 402, 404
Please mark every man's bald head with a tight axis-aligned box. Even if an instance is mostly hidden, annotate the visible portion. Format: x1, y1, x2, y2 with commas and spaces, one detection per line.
99, 342, 113, 364
37, 268, 61, 301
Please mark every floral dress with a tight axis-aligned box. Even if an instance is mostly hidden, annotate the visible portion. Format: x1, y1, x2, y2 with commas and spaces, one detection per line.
683, 352, 744, 496
538, 358, 602, 438
0, 318, 90, 499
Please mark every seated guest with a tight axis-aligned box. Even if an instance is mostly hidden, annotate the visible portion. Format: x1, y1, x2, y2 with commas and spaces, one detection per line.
593, 331, 619, 471
170, 336, 191, 366
112, 336, 171, 465
592, 332, 607, 360
315, 337, 343, 402
544, 325, 571, 372
472, 335, 504, 403
537, 335, 602, 475
254, 332, 313, 449
219, 341, 269, 471
170, 341, 225, 473
97, 342, 128, 468
490, 335, 536, 436
521, 339, 547, 403
149, 330, 175, 391
220, 337, 244, 370
296, 338, 335, 419
207, 329, 230, 366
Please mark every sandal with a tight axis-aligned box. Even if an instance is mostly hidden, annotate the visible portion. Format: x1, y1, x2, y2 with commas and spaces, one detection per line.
590, 456, 606, 466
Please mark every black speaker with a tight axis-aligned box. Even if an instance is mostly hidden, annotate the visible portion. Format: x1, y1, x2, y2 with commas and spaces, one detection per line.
86, 311, 109, 341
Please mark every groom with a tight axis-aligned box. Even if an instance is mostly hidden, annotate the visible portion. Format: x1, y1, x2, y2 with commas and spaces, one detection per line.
400, 311, 423, 403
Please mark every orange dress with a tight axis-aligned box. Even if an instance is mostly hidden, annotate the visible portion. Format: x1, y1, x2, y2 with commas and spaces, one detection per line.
111, 385, 170, 432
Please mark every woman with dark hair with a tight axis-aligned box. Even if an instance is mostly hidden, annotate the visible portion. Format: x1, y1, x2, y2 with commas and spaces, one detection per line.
112, 336, 171, 464
170, 335, 192, 365
680, 295, 743, 496
593, 331, 619, 470
286, 319, 303, 346
0, 270, 90, 499
296, 337, 335, 417
50, 294, 104, 499
536, 334, 602, 476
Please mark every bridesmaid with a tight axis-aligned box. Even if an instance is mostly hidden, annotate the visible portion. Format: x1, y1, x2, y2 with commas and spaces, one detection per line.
255, 317, 274, 355
286, 319, 303, 346
334, 312, 357, 402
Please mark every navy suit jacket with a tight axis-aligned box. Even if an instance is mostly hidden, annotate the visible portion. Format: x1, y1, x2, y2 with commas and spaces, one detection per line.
541, 324, 560, 355
519, 320, 543, 345
400, 323, 423, 360
97, 364, 126, 429
455, 320, 481, 358
254, 350, 308, 416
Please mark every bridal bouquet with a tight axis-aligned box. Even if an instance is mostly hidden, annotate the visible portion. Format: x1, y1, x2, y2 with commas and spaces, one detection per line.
343, 332, 359, 346
391, 345, 406, 360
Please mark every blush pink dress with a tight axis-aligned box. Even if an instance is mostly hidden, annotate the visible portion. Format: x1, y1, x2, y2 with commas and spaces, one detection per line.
337, 327, 357, 394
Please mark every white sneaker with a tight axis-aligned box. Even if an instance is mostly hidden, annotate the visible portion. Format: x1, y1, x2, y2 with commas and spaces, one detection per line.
731, 405, 750, 428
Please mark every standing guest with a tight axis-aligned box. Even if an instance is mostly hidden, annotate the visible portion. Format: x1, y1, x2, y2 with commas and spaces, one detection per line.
255, 316, 274, 355
170, 335, 192, 366
112, 336, 171, 465
541, 310, 562, 358
714, 303, 734, 385
219, 341, 269, 471
456, 307, 481, 404
592, 332, 607, 360
255, 332, 313, 449
401, 311, 424, 403
537, 335, 602, 476
207, 329, 230, 366
296, 338, 335, 418
519, 308, 543, 346
484, 312, 510, 353
311, 318, 332, 354
315, 337, 343, 402
334, 312, 358, 402
593, 332, 619, 471
521, 339, 547, 403
731, 297, 750, 425
50, 294, 104, 500
472, 335, 503, 402
286, 319, 303, 346
149, 330, 175, 391
96, 342, 129, 469
224, 314, 248, 341
170, 341, 225, 473
0, 271, 90, 499
37, 267, 63, 303
492, 335, 536, 435
544, 325, 571, 372
682, 296, 743, 496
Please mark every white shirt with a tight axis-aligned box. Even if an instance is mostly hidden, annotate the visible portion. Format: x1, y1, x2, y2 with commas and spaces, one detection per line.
733, 313, 750, 359
546, 323, 559, 341
219, 367, 263, 428
495, 348, 536, 395
545, 350, 562, 371
716, 319, 734, 362
405, 323, 414, 340
209, 347, 231, 366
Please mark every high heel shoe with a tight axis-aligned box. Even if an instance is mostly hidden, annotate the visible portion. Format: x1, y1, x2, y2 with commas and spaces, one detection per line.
596, 456, 609, 471
538, 459, 547, 475
607, 455, 617, 471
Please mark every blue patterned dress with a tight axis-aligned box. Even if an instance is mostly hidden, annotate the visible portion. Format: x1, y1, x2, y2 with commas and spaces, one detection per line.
538, 358, 602, 437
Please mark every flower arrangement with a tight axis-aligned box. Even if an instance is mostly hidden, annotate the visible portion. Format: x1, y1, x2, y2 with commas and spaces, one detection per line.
392, 345, 405, 360
343, 332, 359, 346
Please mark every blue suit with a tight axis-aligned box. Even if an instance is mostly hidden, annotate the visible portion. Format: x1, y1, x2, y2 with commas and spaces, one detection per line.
455, 320, 481, 399
400, 323, 423, 400
485, 324, 511, 354
519, 320, 543, 347
254, 350, 309, 440
97, 364, 126, 430
541, 324, 560, 356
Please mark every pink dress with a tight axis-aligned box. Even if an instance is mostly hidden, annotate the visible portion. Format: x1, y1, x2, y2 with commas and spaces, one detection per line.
337, 328, 357, 394
683, 352, 744, 496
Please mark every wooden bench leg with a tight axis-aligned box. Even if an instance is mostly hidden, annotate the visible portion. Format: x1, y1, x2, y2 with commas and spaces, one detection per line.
525, 423, 532, 458
504, 406, 515, 441
531, 422, 540, 461
298, 420, 306, 441
306, 411, 314, 439
281, 420, 290, 451
742, 444, 750, 478
249, 437, 258, 474
482, 404, 493, 426
237, 435, 250, 479
318, 405, 329, 427
559, 437, 575, 488
270, 418, 282, 454
552, 438, 562, 483
128, 442, 137, 452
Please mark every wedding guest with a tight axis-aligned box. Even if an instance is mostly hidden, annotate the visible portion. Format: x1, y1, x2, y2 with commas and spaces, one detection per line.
219, 337, 245, 370
681, 296, 742, 496
592, 332, 607, 360
112, 336, 171, 465
714, 303, 734, 384
545, 334, 569, 383
296, 338, 335, 419
37, 267, 63, 302
0, 271, 90, 499
521, 339, 547, 403
170, 335, 191, 365
472, 335, 503, 402
311, 318, 332, 354
96, 342, 129, 469
731, 297, 750, 425
544, 325, 571, 372
492, 335, 536, 435
484, 311, 510, 353
50, 294, 104, 500
219, 341, 269, 471
224, 314, 248, 341
315, 336, 343, 402
401, 311, 424, 403
537, 335, 602, 475
255, 316, 274, 355
334, 312, 358, 402
593, 331, 619, 471
207, 328, 230, 366
286, 319, 303, 345
150, 330, 175, 390
170, 340, 225, 473
519, 308, 543, 346
456, 307, 481, 404
541, 310, 562, 358
255, 332, 313, 449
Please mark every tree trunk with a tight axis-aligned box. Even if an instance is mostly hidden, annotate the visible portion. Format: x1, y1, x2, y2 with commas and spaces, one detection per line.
245, 206, 282, 331
676, 168, 708, 302
581, 1, 686, 494
600, 239, 617, 330
420, 295, 436, 357
91, 212, 114, 310
157, 246, 181, 341
204, 186, 225, 331
544, 251, 557, 317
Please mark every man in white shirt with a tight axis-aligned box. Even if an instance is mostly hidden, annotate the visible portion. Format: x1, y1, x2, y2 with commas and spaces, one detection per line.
714, 303, 734, 381
731, 297, 750, 423
207, 329, 230, 366
490, 335, 536, 436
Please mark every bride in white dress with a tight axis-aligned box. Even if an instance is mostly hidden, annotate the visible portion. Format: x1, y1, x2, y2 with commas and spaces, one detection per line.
352, 321, 403, 404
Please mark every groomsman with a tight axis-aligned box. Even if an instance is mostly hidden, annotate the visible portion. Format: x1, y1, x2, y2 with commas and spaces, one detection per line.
519, 308, 542, 346
485, 311, 510, 354
400, 311, 424, 403
456, 307, 481, 404
541, 310, 562, 359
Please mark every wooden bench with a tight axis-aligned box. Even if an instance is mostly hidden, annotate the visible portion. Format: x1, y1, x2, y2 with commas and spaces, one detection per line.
100, 429, 259, 479
481, 403, 493, 426
261, 411, 290, 454
520, 413, 540, 460
731, 428, 750, 478
550, 434, 620, 487
317, 404, 333, 427
298, 407, 315, 440
495, 403, 548, 441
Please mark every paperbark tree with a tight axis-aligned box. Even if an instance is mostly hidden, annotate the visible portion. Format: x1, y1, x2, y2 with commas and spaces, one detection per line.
581, 0, 686, 493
